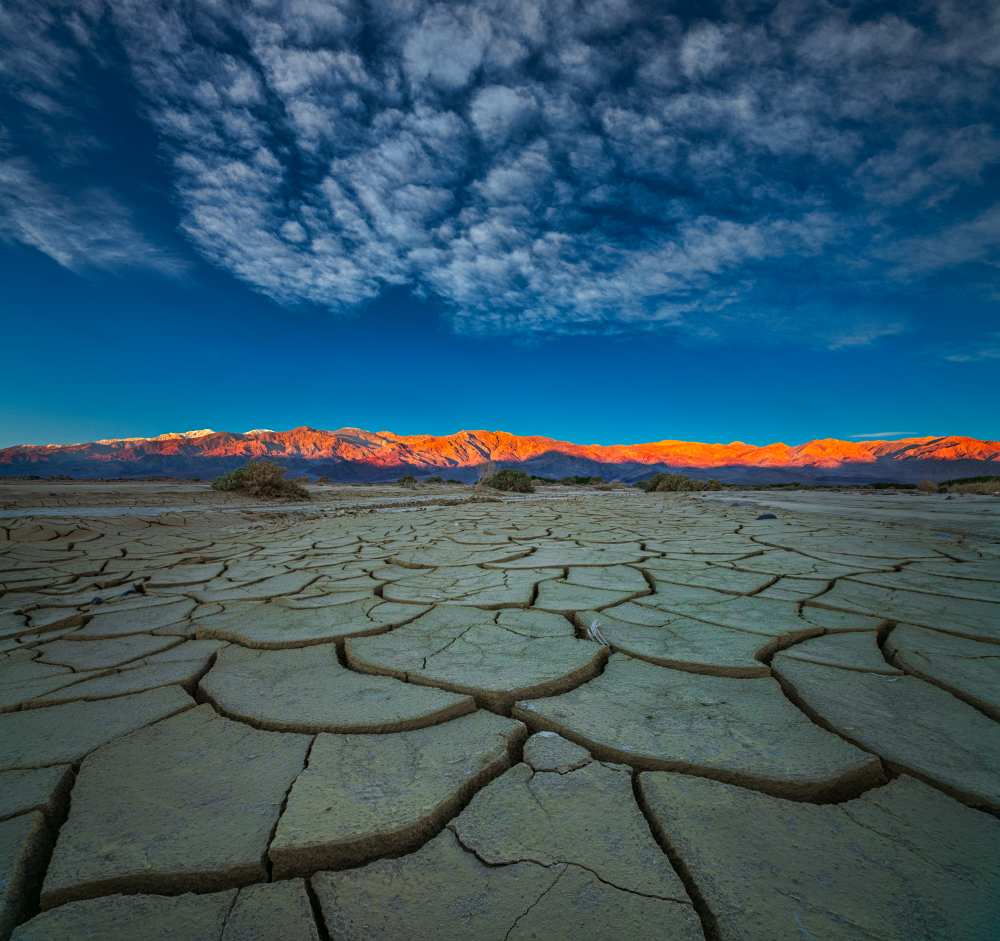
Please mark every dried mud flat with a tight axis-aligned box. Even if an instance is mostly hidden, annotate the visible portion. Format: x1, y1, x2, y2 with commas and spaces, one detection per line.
1, 482, 999, 940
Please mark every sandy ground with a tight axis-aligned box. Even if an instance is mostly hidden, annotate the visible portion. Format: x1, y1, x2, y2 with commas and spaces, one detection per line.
1, 482, 999, 939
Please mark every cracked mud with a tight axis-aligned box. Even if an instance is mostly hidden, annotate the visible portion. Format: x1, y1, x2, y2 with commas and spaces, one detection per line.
1, 482, 999, 940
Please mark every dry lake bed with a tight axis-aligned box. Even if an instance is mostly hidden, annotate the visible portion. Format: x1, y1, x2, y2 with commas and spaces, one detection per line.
1, 481, 999, 939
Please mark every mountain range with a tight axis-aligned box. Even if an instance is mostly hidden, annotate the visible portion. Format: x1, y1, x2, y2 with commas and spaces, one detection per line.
1, 428, 998, 484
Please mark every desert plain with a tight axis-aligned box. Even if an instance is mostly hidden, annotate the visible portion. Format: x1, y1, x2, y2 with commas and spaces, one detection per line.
1, 479, 999, 940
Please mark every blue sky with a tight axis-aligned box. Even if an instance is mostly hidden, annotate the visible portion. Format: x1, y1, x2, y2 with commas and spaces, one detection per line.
1, 0, 998, 448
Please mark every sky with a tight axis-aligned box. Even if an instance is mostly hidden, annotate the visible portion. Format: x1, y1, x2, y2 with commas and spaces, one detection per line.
1, 0, 998, 448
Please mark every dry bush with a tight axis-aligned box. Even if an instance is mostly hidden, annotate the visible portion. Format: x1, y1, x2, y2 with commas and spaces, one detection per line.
917, 479, 940, 493
212, 462, 310, 500
481, 469, 535, 493
945, 480, 1000, 495
638, 473, 723, 492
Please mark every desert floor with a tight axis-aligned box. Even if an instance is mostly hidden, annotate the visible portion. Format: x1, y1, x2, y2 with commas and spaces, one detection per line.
1, 481, 998, 939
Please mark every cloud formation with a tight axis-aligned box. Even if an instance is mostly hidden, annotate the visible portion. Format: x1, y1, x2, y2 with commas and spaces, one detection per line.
0, 0, 184, 273
826, 321, 905, 351
1, 0, 998, 337
0, 156, 184, 275
943, 333, 1000, 364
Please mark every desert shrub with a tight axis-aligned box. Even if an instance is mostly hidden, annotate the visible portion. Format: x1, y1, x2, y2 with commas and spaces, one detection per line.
943, 478, 1000, 495
637, 473, 720, 493
941, 474, 1000, 485
636, 473, 696, 492
917, 479, 941, 494
211, 461, 310, 500
940, 474, 1000, 494
481, 469, 535, 493
655, 475, 700, 492
559, 475, 604, 486
398, 475, 417, 488
425, 475, 444, 483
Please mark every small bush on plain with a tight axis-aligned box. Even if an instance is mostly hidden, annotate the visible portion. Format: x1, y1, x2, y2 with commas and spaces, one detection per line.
940, 474, 1000, 487
945, 480, 1000, 494
481, 469, 535, 493
212, 462, 310, 500
938, 475, 1000, 495
637, 473, 723, 492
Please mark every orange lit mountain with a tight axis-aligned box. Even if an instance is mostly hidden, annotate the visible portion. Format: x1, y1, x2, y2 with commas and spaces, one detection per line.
2, 427, 998, 484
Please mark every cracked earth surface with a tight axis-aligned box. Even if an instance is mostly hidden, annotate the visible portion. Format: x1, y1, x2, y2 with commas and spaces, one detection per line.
1, 484, 999, 939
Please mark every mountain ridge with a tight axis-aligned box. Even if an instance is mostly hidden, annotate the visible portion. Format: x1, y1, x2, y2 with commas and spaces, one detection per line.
2, 428, 998, 484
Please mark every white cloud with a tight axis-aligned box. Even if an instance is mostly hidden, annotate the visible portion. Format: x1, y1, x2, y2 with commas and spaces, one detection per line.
856, 125, 1000, 207
827, 322, 905, 350
798, 15, 921, 68
470, 85, 537, 142
848, 431, 919, 439
2, 0, 997, 339
403, 5, 490, 91
943, 333, 1000, 363
680, 23, 730, 79
0, 156, 183, 274
889, 204, 1000, 276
